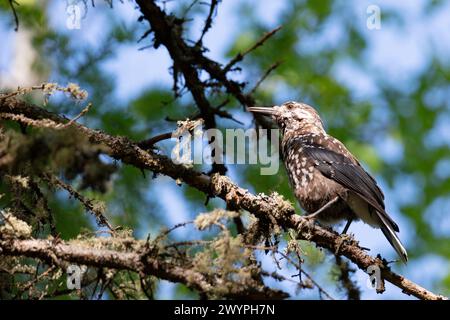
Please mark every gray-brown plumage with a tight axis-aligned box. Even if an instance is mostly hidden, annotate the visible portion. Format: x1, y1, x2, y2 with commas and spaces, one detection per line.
248, 101, 408, 263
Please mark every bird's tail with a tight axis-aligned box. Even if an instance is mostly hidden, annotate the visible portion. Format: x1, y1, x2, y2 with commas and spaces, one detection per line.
378, 214, 408, 264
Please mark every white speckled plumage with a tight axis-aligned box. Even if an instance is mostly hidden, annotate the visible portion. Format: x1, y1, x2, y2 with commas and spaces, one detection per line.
248, 101, 408, 263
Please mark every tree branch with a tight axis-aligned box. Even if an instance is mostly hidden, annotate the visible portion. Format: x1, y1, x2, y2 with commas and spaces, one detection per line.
135, 0, 274, 131
0, 237, 286, 299
0, 98, 446, 300
136, 0, 226, 175
40, 173, 114, 231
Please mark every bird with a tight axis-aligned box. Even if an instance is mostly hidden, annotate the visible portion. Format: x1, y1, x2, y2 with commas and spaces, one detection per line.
248, 101, 408, 263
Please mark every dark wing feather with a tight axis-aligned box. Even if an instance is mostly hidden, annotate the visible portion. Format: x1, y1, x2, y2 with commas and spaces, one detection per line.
295, 140, 399, 232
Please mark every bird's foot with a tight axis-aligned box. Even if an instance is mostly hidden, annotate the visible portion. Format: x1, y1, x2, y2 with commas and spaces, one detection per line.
334, 233, 354, 255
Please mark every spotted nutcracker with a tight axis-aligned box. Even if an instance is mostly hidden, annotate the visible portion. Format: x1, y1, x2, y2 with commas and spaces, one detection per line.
248, 101, 408, 263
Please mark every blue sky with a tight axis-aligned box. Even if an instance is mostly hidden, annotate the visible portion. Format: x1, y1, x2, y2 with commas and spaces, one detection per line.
1, 0, 449, 299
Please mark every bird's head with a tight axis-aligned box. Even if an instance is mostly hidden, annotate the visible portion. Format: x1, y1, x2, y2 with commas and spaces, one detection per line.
248, 101, 325, 135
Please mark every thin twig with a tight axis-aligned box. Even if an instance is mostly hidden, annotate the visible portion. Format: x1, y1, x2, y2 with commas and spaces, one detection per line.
164, 240, 211, 249
223, 26, 282, 73
247, 243, 334, 300
8, 0, 19, 31
0, 83, 88, 103
182, 0, 200, 18
277, 250, 334, 300
65, 103, 92, 127
137, 28, 153, 43
14, 266, 56, 299
210, 107, 244, 125
137, 132, 173, 150
249, 61, 282, 95
154, 220, 194, 242
41, 173, 114, 231
196, 0, 219, 46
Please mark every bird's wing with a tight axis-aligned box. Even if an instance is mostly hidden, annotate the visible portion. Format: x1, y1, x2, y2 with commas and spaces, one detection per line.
290, 137, 399, 232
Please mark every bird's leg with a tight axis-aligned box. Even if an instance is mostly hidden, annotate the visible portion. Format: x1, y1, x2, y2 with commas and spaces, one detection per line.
342, 218, 353, 234
335, 218, 355, 254
304, 196, 340, 221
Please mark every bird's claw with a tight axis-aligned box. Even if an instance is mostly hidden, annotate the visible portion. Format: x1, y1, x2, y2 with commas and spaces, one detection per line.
334, 233, 354, 255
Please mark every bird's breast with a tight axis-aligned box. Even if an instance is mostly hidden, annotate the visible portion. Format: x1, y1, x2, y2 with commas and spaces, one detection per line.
290, 165, 343, 211
282, 137, 351, 222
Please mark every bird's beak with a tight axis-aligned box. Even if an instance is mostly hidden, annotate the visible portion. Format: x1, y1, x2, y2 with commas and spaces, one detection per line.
247, 106, 276, 116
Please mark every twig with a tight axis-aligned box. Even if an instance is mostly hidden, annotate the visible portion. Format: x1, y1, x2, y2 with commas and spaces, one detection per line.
8, 0, 19, 31
164, 240, 211, 249
137, 132, 173, 149
210, 107, 244, 125
65, 103, 92, 126
277, 250, 334, 300
0, 83, 88, 106
249, 61, 282, 94
223, 26, 282, 73
182, 0, 200, 18
40, 173, 114, 231
137, 28, 153, 43
14, 266, 56, 299
196, 0, 219, 46
154, 220, 194, 243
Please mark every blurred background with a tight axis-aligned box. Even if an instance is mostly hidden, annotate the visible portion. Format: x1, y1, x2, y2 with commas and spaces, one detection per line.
0, 0, 449, 299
